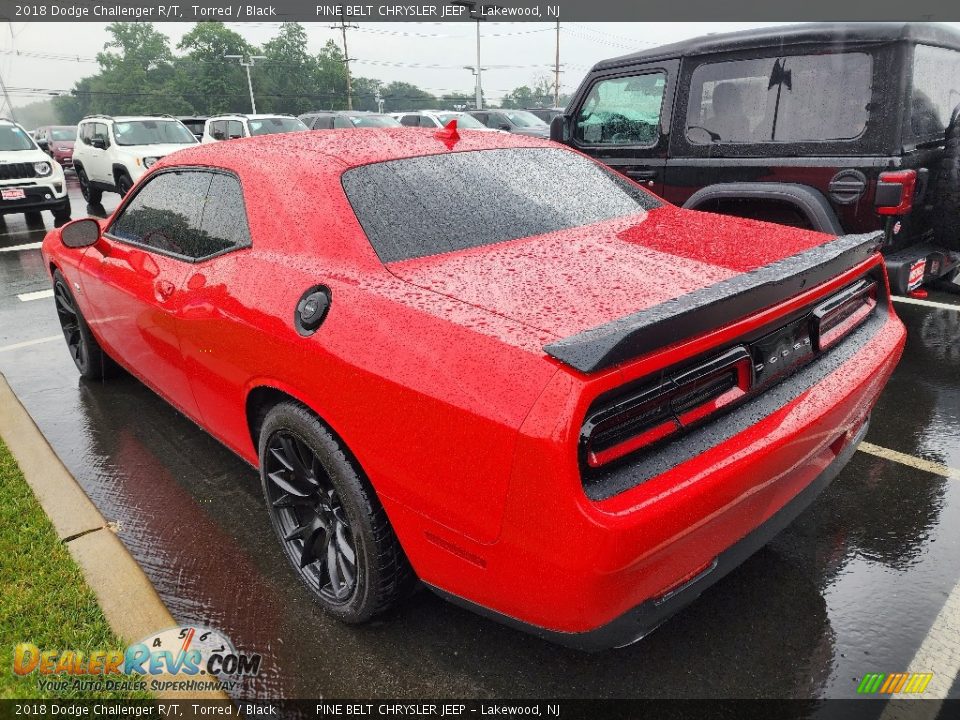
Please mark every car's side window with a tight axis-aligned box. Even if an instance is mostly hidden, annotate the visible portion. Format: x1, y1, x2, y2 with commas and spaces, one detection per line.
333, 116, 353, 129
473, 112, 489, 126
575, 72, 667, 146
227, 120, 245, 138
199, 174, 252, 251
400, 114, 419, 127
210, 120, 226, 139
108, 171, 250, 261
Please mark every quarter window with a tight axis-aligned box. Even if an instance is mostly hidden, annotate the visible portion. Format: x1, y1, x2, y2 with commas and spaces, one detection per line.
575, 72, 666, 146
108, 171, 250, 260
685, 53, 872, 145
910, 45, 960, 139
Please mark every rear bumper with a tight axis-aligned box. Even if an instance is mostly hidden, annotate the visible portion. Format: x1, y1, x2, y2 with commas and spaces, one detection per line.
433, 414, 868, 651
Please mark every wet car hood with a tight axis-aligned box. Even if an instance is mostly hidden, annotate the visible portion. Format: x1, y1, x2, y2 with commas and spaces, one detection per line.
387, 206, 838, 340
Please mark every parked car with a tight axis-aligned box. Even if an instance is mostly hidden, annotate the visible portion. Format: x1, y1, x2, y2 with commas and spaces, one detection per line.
299, 111, 402, 129
468, 109, 550, 137
42, 128, 904, 650
178, 116, 208, 140
201, 114, 308, 143
527, 107, 565, 124
391, 110, 500, 131
554, 22, 960, 295
0, 118, 70, 222
72, 115, 198, 202
34, 125, 78, 169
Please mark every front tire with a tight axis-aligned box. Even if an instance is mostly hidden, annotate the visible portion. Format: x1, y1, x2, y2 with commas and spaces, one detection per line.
52, 269, 115, 381
115, 171, 133, 198
259, 402, 414, 623
76, 167, 102, 205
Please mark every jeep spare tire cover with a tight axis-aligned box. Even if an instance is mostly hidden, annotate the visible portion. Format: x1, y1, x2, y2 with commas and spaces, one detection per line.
931, 104, 960, 251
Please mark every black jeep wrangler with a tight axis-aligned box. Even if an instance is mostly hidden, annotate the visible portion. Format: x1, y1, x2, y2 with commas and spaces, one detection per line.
552, 22, 960, 295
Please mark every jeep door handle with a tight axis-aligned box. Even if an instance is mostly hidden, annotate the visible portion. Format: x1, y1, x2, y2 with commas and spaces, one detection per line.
155, 279, 175, 302
625, 169, 658, 181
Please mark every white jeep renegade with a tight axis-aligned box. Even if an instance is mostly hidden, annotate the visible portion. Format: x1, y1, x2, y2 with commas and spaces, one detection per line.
0, 118, 70, 222
72, 115, 198, 203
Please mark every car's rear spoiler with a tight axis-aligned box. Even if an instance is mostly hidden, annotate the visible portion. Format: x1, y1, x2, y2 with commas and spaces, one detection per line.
543, 232, 883, 373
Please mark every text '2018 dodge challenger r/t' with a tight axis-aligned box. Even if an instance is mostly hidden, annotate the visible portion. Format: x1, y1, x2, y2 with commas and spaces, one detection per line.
41, 124, 905, 650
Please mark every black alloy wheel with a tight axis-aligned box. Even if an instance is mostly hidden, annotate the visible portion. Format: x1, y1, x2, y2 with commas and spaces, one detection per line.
258, 402, 414, 622
52, 269, 114, 381
53, 275, 88, 374
264, 429, 359, 604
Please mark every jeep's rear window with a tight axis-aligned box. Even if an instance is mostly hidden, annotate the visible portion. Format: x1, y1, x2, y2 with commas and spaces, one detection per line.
910, 45, 960, 139
341, 148, 661, 263
686, 53, 872, 144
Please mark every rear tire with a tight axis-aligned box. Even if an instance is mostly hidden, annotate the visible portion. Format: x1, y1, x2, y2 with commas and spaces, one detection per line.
76, 167, 102, 205
52, 269, 116, 381
258, 402, 414, 623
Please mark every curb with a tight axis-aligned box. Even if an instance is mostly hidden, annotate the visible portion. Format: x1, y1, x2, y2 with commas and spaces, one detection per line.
0, 373, 228, 702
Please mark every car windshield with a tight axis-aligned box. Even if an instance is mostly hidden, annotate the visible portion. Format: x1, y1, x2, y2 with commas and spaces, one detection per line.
50, 127, 76, 141
342, 147, 661, 263
437, 113, 486, 129
113, 120, 197, 146
0, 124, 34, 151
348, 115, 402, 128
502, 110, 548, 128
248, 117, 309, 136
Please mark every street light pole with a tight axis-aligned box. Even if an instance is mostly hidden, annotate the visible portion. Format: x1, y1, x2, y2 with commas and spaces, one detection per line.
451, 0, 485, 110
225, 54, 266, 114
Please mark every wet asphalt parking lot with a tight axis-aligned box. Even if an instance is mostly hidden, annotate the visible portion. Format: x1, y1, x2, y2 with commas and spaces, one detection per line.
2, 177, 960, 704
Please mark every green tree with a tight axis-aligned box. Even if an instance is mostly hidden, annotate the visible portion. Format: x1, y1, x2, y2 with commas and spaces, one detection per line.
381, 81, 436, 113
257, 22, 322, 114
351, 77, 383, 112
176, 22, 255, 115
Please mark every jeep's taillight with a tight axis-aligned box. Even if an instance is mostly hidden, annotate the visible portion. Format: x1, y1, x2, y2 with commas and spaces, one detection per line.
875, 170, 917, 215
581, 347, 752, 468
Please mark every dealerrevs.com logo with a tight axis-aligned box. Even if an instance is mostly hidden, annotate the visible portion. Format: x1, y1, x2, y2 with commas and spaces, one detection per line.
13, 626, 262, 694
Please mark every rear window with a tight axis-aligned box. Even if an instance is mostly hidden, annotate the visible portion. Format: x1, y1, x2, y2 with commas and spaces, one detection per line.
686, 52, 872, 144
341, 148, 661, 263
910, 44, 960, 139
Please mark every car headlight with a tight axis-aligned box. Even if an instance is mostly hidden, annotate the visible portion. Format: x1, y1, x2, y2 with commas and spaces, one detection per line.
33, 161, 51, 176
143, 157, 160, 168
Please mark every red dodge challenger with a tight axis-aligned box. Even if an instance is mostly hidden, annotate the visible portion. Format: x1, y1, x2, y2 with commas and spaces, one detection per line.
42, 127, 905, 650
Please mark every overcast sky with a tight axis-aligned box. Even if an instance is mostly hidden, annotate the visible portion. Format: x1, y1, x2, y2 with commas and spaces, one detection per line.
3, 21, 960, 107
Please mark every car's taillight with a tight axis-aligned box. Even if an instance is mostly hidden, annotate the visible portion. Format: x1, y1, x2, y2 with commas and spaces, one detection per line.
580, 275, 882, 471
812, 279, 877, 351
875, 170, 917, 215
582, 347, 752, 468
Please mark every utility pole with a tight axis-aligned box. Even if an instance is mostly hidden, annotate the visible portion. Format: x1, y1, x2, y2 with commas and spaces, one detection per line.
224, 54, 266, 113
330, 15, 358, 111
553, 21, 561, 107
1, 22, 17, 121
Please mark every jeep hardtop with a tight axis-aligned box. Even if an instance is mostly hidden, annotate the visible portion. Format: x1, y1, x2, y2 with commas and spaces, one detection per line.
553, 22, 960, 294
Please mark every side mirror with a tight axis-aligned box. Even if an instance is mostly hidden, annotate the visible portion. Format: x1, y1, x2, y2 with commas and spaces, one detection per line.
91, 137, 107, 150
549, 115, 567, 142
36, 138, 49, 150
60, 218, 101, 249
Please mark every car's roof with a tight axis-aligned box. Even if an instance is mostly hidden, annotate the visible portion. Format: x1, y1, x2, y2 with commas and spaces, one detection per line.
82, 116, 183, 123
593, 22, 960, 71
156, 127, 555, 172
208, 113, 293, 120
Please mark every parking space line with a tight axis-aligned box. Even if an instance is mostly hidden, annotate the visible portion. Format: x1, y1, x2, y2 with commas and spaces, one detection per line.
0, 335, 61, 354
0, 241, 43, 253
858, 441, 960, 480
892, 296, 960, 312
16, 289, 53, 302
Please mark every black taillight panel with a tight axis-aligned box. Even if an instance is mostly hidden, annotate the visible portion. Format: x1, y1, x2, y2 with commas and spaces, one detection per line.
580, 273, 884, 475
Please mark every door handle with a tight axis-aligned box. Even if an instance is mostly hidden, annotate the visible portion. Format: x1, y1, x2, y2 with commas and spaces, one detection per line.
625, 169, 658, 181
154, 279, 175, 302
